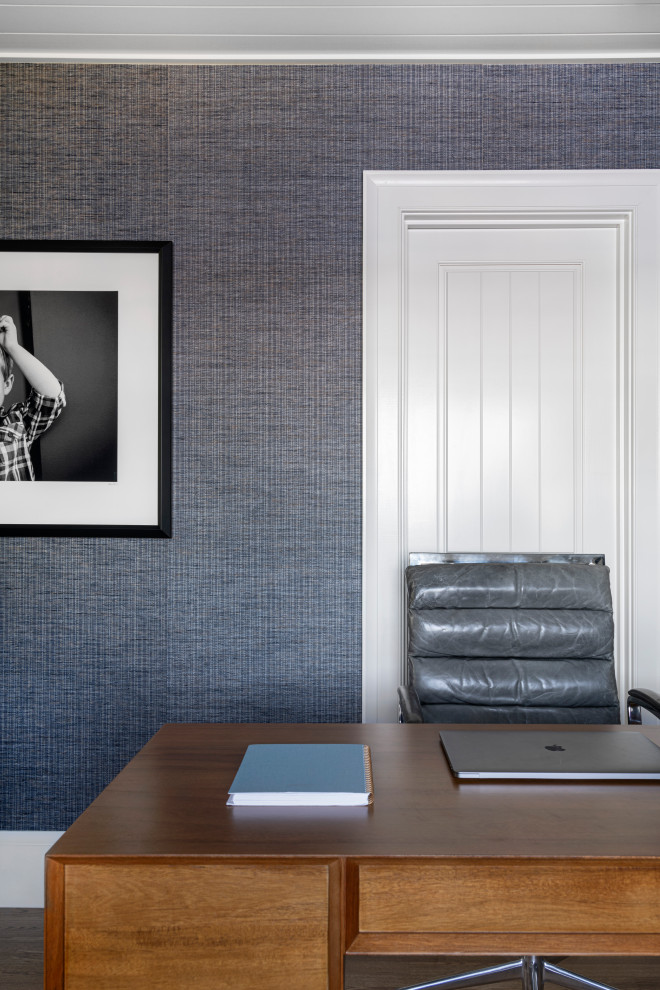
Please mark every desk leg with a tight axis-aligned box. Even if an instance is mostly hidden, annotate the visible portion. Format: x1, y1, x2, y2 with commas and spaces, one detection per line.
44, 857, 65, 990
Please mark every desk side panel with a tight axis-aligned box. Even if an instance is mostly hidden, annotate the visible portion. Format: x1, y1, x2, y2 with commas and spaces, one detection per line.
59, 860, 339, 990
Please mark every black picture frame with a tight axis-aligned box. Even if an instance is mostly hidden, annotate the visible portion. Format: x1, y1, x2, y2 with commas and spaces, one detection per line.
0, 240, 172, 537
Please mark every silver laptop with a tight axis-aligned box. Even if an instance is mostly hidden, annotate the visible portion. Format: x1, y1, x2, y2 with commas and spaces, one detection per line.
439, 729, 660, 780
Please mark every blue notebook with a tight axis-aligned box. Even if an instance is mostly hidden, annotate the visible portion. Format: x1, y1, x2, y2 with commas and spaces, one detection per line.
227, 743, 374, 806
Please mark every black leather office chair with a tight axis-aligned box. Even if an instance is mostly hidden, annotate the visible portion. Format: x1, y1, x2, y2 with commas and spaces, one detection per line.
397, 552, 660, 990
399, 553, 660, 728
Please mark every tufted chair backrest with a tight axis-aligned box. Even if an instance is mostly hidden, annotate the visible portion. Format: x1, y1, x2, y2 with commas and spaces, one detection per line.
403, 553, 620, 724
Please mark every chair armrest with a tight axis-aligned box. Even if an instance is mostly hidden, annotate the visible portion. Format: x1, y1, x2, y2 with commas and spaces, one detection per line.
627, 688, 660, 724
398, 685, 424, 723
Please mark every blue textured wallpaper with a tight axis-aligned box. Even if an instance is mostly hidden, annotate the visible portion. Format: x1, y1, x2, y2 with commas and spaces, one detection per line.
1, 64, 659, 829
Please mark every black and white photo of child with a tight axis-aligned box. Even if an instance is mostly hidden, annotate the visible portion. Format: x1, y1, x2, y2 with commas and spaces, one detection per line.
0, 291, 118, 482
0, 312, 65, 480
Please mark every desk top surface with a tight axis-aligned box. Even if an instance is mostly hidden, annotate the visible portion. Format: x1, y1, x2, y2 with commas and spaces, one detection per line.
48, 722, 660, 861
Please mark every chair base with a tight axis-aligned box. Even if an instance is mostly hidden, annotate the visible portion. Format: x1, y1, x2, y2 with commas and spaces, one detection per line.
398, 955, 620, 990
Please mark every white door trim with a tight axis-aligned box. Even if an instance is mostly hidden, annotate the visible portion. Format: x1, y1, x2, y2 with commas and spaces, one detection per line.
363, 170, 660, 724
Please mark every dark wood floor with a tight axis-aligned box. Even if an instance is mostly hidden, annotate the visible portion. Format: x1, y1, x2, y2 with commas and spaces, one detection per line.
2, 909, 658, 989
1, 911, 43, 990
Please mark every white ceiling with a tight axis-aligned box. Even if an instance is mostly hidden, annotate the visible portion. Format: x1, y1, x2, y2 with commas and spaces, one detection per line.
0, 0, 659, 64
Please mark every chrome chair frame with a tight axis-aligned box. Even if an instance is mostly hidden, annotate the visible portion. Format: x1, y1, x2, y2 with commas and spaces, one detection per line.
399, 955, 620, 990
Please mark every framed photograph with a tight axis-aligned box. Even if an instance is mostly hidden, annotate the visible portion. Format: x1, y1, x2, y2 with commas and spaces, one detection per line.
0, 240, 172, 537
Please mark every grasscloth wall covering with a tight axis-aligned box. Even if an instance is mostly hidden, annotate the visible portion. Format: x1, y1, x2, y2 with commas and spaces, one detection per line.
1, 64, 659, 829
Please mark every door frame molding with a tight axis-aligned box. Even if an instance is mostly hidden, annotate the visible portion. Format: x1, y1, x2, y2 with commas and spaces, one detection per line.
362, 170, 660, 723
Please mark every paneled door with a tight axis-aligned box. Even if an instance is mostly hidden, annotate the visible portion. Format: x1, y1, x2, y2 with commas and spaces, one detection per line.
363, 171, 660, 723
406, 226, 615, 556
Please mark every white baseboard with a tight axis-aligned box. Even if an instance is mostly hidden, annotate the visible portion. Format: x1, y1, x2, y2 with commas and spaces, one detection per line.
0, 831, 64, 907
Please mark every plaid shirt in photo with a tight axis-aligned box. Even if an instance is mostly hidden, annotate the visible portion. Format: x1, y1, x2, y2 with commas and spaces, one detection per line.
0, 385, 66, 480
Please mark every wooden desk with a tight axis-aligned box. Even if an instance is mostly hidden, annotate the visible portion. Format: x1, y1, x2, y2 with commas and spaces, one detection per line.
45, 723, 660, 990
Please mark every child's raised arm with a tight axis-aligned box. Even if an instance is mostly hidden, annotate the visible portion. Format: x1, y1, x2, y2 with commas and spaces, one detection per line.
0, 314, 62, 399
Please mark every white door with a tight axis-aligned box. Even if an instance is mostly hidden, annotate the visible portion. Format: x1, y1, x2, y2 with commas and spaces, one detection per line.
363, 171, 660, 723
406, 226, 616, 557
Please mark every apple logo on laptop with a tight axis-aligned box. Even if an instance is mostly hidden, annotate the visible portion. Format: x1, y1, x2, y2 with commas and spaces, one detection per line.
545, 744, 566, 752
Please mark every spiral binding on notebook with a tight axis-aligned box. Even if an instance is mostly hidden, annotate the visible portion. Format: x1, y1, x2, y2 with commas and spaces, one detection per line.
363, 745, 374, 801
